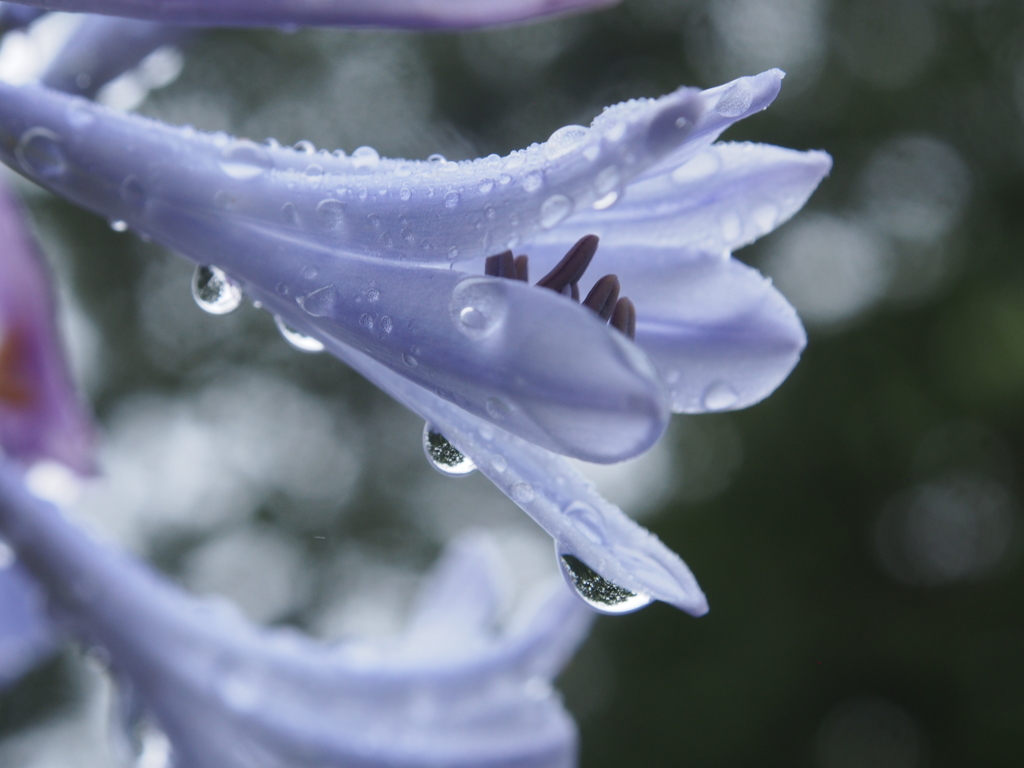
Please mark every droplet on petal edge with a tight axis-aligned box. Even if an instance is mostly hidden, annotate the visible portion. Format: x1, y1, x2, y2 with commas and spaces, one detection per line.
422, 423, 477, 477
556, 546, 653, 615
273, 316, 325, 353
191, 265, 243, 315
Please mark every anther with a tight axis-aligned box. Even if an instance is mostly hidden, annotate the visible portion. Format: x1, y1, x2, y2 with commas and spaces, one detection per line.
484, 250, 516, 279
514, 255, 529, 282
0, 332, 31, 406
535, 234, 599, 297
609, 298, 636, 340
583, 274, 620, 320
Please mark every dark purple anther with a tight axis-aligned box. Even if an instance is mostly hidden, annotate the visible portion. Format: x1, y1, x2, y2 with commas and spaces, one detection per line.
535, 234, 599, 297
583, 274, 621, 320
610, 298, 636, 340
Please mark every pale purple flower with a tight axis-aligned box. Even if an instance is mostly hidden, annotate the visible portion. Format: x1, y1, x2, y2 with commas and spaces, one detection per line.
0, 175, 93, 474
0, 69, 830, 615
0, 462, 593, 766
0, 0, 620, 29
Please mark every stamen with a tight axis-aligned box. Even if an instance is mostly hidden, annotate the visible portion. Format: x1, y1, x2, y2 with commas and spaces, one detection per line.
583, 274, 620, 320
484, 250, 516, 279
535, 235, 599, 297
610, 298, 636, 340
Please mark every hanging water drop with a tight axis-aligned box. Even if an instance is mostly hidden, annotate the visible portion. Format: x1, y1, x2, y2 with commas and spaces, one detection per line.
352, 146, 380, 170
108, 219, 128, 232
274, 316, 325, 353
219, 140, 274, 180
702, 381, 738, 411
556, 546, 654, 614
16, 127, 67, 180
191, 265, 243, 315
422, 423, 477, 477
427, 153, 446, 164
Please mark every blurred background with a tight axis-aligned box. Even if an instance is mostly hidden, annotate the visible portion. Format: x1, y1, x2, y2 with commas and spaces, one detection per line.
1, 0, 1023, 765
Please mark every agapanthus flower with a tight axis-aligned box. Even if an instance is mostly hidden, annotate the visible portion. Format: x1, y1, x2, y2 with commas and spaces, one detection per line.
0, 463, 593, 767
0, 69, 830, 615
0, 0, 620, 29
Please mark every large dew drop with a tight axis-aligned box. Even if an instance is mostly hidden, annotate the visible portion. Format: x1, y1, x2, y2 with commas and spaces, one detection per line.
274, 316, 325, 353
219, 140, 274, 180
422, 423, 477, 477
556, 546, 654, 615
449, 279, 508, 340
191, 265, 243, 315
16, 127, 67, 180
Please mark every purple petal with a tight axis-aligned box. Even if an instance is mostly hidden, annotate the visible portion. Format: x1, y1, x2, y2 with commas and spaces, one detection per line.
2, 0, 620, 29
0, 463, 591, 767
311, 340, 709, 616
537, 142, 833, 257
0, 82, 681, 462
0, 556, 55, 688
0, 177, 94, 473
41, 16, 194, 99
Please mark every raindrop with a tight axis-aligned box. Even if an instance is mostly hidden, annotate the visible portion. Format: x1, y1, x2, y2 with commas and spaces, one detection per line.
592, 191, 619, 210
402, 352, 418, 367
352, 146, 380, 170
16, 127, 67, 180
274, 316, 325, 353
702, 381, 739, 411
359, 313, 374, 330
478, 179, 495, 194
540, 194, 572, 229
358, 187, 368, 201
315, 199, 345, 230
498, 173, 512, 186
444, 191, 461, 209
293, 140, 316, 155
484, 205, 497, 220
422, 423, 477, 477
109, 219, 128, 232
219, 140, 274, 180
367, 288, 380, 302
447, 246, 460, 261
594, 166, 620, 196
281, 202, 299, 225
715, 81, 754, 117
297, 284, 337, 318
547, 124, 588, 157
522, 171, 544, 193
450, 278, 508, 339
191, 265, 243, 315
399, 186, 411, 201
510, 481, 535, 503
428, 153, 447, 164
557, 547, 653, 614
304, 163, 324, 178
380, 315, 393, 334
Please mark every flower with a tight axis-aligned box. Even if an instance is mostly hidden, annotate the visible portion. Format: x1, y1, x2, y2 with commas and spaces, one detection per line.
0, 69, 830, 615
0, 175, 93, 474
0, 0, 620, 29
0, 462, 593, 767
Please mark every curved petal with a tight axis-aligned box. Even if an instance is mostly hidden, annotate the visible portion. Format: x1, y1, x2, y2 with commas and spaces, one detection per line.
0, 557, 55, 689
535, 142, 833, 256
5, 0, 619, 29
41, 16, 194, 99
0, 463, 591, 768
317, 339, 709, 616
0, 177, 94, 473
0, 82, 682, 462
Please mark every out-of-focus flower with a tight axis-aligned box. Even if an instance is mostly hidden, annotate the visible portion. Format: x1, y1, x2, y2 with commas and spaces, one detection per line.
0, 0, 620, 29
0, 464, 592, 767
0, 176, 93, 473
0, 3, 44, 35
0, 69, 830, 615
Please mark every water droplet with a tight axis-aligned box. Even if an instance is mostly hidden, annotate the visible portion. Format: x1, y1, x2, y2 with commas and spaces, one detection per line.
402, 352, 418, 367
715, 81, 754, 117
540, 194, 572, 229
557, 548, 654, 614
547, 124, 588, 157
505, 153, 526, 170
380, 315, 393, 334
366, 288, 380, 302
16, 127, 66, 180
447, 246, 460, 261
282, 202, 299, 225
444, 191, 461, 209
594, 165, 620, 195
510, 481, 535, 503
301, 265, 319, 280
565, 502, 607, 545
304, 163, 324, 178
604, 122, 627, 143
359, 313, 374, 330
592, 191, 619, 210
702, 381, 738, 411
358, 187, 368, 201
478, 179, 494, 194
297, 284, 337, 318
191, 265, 243, 315
399, 186, 411, 201
352, 146, 380, 170
109, 219, 128, 232
422, 423, 477, 477
220, 140, 274, 180
485, 397, 511, 421
719, 212, 742, 243
274, 316, 325, 353
450, 279, 507, 339
315, 199, 345, 231
427, 153, 447, 164
753, 203, 779, 232
484, 205, 497, 220
498, 173, 512, 185
395, 163, 413, 177
522, 171, 544, 193
65, 102, 96, 129
490, 455, 507, 473
293, 140, 316, 155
